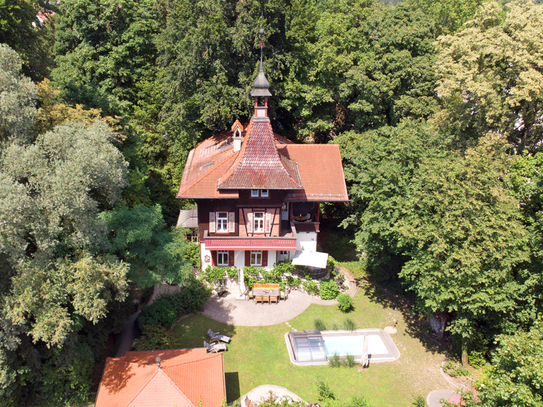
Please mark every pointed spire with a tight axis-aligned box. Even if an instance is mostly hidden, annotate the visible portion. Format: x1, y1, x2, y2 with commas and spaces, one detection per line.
250, 28, 272, 98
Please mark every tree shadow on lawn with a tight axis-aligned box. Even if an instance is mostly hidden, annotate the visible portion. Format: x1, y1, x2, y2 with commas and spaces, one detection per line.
225, 372, 240, 401
171, 314, 237, 349
360, 279, 448, 356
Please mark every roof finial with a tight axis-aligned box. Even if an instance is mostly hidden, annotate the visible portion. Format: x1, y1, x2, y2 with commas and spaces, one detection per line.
251, 27, 272, 98
156, 357, 162, 370
259, 27, 265, 71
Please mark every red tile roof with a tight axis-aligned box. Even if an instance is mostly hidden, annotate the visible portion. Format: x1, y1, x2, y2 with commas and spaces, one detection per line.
218, 120, 302, 190
204, 237, 297, 250
95, 349, 225, 407
176, 120, 348, 202
278, 144, 349, 201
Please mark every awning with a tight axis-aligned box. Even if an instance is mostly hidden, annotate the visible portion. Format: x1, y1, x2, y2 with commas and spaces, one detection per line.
204, 237, 297, 251
292, 250, 329, 269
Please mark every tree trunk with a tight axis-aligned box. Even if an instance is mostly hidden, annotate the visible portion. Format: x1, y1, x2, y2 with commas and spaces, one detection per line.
461, 336, 469, 366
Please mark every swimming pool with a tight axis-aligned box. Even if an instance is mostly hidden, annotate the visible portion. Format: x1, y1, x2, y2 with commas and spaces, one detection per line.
323, 334, 388, 356
285, 329, 400, 366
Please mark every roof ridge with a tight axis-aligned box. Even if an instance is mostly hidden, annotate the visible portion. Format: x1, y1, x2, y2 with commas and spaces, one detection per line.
163, 352, 221, 369
127, 369, 194, 407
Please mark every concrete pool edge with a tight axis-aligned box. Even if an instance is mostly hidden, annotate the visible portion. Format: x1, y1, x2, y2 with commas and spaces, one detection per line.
285, 329, 401, 367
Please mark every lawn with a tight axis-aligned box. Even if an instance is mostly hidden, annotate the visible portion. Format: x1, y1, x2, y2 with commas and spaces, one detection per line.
171, 279, 449, 406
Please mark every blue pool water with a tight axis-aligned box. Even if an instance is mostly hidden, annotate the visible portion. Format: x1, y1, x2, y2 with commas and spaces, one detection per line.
324, 335, 387, 356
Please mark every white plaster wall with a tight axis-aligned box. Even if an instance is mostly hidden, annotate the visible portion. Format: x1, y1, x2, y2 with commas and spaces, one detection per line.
296, 232, 317, 252
200, 242, 212, 270
233, 250, 245, 270
200, 245, 279, 271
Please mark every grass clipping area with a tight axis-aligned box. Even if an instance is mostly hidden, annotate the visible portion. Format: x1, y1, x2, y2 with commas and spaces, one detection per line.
171, 279, 449, 406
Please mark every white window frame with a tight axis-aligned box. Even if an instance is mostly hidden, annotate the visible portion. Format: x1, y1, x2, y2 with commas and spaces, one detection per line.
254, 212, 265, 233
261, 189, 269, 198
251, 189, 259, 197
250, 250, 262, 266
216, 212, 228, 233
217, 250, 229, 266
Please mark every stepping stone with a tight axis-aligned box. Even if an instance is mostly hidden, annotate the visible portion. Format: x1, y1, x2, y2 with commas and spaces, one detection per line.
384, 326, 397, 334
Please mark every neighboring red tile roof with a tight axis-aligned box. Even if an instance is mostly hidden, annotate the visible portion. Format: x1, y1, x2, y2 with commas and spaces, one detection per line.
95, 349, 225, 407
278, 144, 349, 202
217, 120, 303, 190
204, 237, 297, 250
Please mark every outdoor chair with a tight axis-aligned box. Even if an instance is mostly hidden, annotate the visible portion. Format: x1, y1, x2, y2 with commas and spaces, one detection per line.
204, 341, 227, 353
208, 328, 231, 343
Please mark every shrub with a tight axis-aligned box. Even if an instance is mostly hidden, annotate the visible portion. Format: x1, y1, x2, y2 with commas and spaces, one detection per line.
138, 278, 210, 330
337, 293, 354, 312
343, 354, 355, 368
343, 318, 356, 331
329, 354, 342, 368
184, 242, 201, 268
287, 276, 301, 289
273, 261, 295, 276
469, 350, 487, 369
138, 296, 178, 329
316, 379, 335, 401
345, 395, 371, 407
226, 267, 238, 279
302, 280, 319, 295
313, 317, 326, 331
203, 266, 227, 283
412, 395, 426, 407
320, 279, 339, 299
133, 325, 182, 351
327, 256, 337, 272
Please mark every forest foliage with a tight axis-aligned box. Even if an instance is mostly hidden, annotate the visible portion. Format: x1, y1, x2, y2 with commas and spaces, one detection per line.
1, 0, 543, 405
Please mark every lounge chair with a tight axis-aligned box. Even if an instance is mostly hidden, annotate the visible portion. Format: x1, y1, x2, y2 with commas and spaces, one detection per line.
204, 341, 227, 353
207, 328, 231, 343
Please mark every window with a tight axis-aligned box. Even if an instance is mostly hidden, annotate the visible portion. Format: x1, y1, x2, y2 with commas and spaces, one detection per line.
216, 212, 228, 233
251, 251, 262, 266
254, 212, 264, 233
251, 189, 269, 198
217, 251, 229, 266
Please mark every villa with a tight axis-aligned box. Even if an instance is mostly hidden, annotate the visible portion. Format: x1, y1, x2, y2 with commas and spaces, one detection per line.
176, 57, 348, 277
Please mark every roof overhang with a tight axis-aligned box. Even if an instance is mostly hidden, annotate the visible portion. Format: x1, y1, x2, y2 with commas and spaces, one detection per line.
204, 237, 297, 251
292, 250, 329, 269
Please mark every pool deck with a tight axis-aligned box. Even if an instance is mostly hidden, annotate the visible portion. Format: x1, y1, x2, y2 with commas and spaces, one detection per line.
285, 329, 400, 366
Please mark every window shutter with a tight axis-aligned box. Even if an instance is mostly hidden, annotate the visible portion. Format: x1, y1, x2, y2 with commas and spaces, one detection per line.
247, 213, 253, 234
228, 251, 234, 267
209, 212, 216, 233
262, 251, 268, 267
245, 251, 251, 266
211, 251, 217, 266
265, 212, 272, 234
228, 212, 235, 233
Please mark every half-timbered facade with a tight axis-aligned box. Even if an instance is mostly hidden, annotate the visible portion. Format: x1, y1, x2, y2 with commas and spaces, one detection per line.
177, 59, 348, 273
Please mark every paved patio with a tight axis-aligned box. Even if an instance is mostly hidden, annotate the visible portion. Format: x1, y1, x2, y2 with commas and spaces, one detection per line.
203, 285, 335, 326
203, 268, 358, 326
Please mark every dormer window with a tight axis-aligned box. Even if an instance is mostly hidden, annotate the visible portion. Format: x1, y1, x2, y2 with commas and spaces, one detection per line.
251, 189, 269, 198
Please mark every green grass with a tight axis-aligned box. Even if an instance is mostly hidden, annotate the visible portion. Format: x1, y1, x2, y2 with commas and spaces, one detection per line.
171, 279, 449, 406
